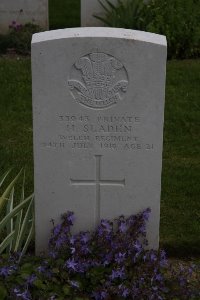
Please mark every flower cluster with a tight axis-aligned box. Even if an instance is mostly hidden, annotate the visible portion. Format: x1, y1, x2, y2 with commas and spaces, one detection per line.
9, 21, 23, 31
0, 209, 199, 299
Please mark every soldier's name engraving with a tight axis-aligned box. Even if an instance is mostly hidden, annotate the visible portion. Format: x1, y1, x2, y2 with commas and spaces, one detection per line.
83, 124, 133, 133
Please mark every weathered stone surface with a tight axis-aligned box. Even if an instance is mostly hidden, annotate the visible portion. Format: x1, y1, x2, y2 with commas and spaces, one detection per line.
81, 0, 117, 27
0, 0, 48, 34
32, 28, 167, 253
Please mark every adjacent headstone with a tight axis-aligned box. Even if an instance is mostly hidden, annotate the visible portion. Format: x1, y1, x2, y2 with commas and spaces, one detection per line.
32, 28, 167, 253
0, 0, 48, 34
81, 0, 117, 27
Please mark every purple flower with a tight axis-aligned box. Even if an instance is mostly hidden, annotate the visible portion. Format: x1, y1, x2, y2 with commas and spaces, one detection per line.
80, 232, 90, 244
70, 247, 76, 254
80, 244, 91, 255
119, 222, 127, 233
118, 284, 130, 298
66, 211, 75, 224
100, 219, 112, 233
70, 235, 76, 245
154, 273, 163, 282
142, 208, 151, 221
13, 288, 31, 300
127, 215, 136, 226
26, 274, 37, 286
53, 224, 62, 236
115, 252, 126, 264
92, 290, 108, 300
103, 253, 113, 266
122, 288, 130, 298
110, 267, 126, 280
49, 250, 58, 258
37, 265, 46, 273
134, 240, 142, 253
150, 252, 157, 262
139, 223, 146, 234
65, 258, 78, 272
55, 238, 64, 249
69, 280, 80, 289
0, 266, 13, 277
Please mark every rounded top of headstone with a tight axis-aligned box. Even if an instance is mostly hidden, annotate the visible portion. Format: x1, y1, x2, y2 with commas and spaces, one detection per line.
32, 27, 167, 47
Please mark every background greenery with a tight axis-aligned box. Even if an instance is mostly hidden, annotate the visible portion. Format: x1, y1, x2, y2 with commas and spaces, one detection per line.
49, 0, 80, 29
0, 0, 199, 257
98, 0, 200, 59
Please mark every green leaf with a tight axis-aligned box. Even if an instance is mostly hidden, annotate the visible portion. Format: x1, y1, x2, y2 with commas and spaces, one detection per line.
104, 0, 116, 10
33, 279, 46, 290
98, 0, 111, 13
0, 169, 11, 188
0, 230, 15, 254
93, 15, 111, 26
0, 193, 33, 231
0, 169, 22, 212
20, 170, 26, 201
62, 284, 71, 296
52, 267, 60, 274
12, 208, 23, 252
6, 187, 14, 252
20, 263, 34, 273
20, 213, 34, 258
14, 196, 34, 251
12, 170, 27, 251
0, 285, 7, 300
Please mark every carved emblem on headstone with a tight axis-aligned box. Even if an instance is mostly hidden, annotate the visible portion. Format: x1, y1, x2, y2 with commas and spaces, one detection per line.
68, 52, 129, 109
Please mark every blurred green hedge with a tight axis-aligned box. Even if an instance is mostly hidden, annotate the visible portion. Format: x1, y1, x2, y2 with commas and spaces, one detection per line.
98, 0, 200, 59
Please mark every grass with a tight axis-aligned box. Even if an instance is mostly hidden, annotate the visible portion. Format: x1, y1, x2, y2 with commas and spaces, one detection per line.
160, 60, 200, 256
0, 58, 33, 196
0, 58, 199, 257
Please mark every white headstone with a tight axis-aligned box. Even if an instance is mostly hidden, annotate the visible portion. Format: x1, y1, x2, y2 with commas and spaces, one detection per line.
81, 0, 117, 27
0, 0, 48, 34
32, 28, 167, 253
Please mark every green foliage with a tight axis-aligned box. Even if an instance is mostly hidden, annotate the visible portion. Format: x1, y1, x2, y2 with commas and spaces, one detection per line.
49, 0, 80, 29
0, 34, 13, 54
0, 211, 199, 299
97, 0, 200, 59
0, 23, 41, 55
146, 0, 200, 59
96, 0, 147, 29
0, 170, 34, 258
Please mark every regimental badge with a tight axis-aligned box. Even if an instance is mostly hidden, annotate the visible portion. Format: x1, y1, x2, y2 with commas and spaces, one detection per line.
68, 52, 129, 109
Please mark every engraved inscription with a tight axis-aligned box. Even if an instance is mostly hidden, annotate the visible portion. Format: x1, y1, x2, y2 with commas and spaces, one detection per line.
68, 52, 129, 109
40, 113, 155, 151
70, 155, 125, 225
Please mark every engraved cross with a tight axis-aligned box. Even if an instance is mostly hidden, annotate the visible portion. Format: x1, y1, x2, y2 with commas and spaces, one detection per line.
70, 155, 125, 225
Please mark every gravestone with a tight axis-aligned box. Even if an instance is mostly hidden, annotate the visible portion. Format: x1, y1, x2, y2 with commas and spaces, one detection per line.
81, 0, 117, 27
0, 0, 48, 34
32, 27, 167, 253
